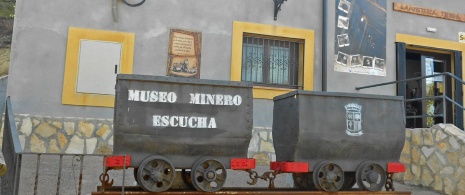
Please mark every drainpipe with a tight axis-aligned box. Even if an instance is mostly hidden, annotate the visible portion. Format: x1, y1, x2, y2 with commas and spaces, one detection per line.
112, 0, 118, 23
322, 0, 328, 91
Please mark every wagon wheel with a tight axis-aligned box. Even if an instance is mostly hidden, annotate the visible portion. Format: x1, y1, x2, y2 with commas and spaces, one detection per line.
137, 156, 176, 192
312, 161, 344, 192
190, 157, 227, 192
356, 162, 386, 191
292, 172, 317, 190
341, 172, 356, 190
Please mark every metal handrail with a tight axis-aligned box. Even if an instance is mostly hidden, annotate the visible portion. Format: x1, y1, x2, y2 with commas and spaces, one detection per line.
355, 72, 465, 90
356, 72, 464, 128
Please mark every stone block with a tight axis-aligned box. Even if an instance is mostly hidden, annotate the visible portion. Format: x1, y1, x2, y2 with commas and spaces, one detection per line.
19, 135, 26, 150
64, 122, 75, 135
411, 164, 421, 179
439, 167, 453, 175
422, 131, 434, 146
437, 141, 450, 153
403, 167, 413, 181
433, 175, 442, 192
78, 121, 95, 138
411, 147, 420, 164
35, 122, 57, 138
260, 141, 275, 153
52, 121, 63, 129
252, 153, 269, 166
32, 118, 40, 127
448, 137, 460, 150
435, 130, 447, 141
19, 117, 32, 136
426, 154, 440, 174
48, 139, 60, 153
455, 167, 463, 180
443, 177, 455, 195
95, 142, 112, 154
434, 151, 446, 165
248, 132, 259, 152
66, 135, 84, 154
86, 138, 97, 154
96, 124, 111, 140
421, 147, 435, 158
401, 140, 410, 155
412, 129, 423, 145
405, 129, 411, 138
458, 177, 465, 194
30, 134, 46, 153
259, 131, 268, 141
399, 154, 411, 165
58, 133, 67, 149
459, 156, 465, 167
420, 155, 426, 165
447, 152, 459, 166
421, 167, 433, 187
444, 124, 464, 137
108, 136, 113, 146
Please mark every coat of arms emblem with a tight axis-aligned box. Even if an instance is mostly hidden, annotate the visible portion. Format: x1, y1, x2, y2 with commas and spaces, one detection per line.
345, 103, 363, 136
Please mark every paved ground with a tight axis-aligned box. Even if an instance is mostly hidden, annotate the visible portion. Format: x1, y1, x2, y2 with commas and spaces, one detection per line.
5, 155, 441, 195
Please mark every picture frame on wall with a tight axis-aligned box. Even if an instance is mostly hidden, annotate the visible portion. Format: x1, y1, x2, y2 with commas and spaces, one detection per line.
166, 29, 202, 78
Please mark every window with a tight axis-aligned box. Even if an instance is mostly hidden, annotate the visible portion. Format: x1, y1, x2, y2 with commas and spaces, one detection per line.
241, 35, 302, 88
231, 21, 315, 99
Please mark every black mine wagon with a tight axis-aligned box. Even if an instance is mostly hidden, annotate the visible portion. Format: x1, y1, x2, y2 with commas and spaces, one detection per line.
112, 74, 254, 192
272, 90, 406, 191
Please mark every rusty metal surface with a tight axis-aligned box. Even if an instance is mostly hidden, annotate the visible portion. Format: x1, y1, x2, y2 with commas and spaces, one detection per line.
114, 74, 253, 169
92, 186, 412, 195
273, 91, 406, 172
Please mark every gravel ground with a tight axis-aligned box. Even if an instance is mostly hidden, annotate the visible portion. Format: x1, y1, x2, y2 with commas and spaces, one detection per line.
1, 154, 440, 195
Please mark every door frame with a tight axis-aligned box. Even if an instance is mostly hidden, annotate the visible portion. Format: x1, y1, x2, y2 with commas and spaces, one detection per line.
396, 34, 465, 129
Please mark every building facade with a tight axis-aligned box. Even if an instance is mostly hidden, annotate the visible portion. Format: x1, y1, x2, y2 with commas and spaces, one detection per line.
5, 0, 465, 159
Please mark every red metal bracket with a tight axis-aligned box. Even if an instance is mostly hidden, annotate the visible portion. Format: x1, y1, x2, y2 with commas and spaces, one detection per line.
105, 156, 131, 168
387, 162, 405, 173
231, 158, 256, 170
270, 161, 309, 173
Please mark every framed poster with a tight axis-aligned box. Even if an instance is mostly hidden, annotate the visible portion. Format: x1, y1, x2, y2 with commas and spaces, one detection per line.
334, 0, 387, 76
166, 29, 202, 78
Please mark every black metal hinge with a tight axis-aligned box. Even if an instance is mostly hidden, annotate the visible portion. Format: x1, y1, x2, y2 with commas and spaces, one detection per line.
274, 0, 287, 20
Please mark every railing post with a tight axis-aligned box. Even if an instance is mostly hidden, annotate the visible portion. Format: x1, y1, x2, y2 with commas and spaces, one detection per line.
34, 154, 41, 195
443, 75, 447, 124
78, 155, 84, 195
56, 154, 63, 195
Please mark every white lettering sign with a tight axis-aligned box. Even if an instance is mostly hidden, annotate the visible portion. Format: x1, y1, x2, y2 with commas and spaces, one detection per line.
189, 93, 242, 106
127, 90, 243, 130
128, 90, 177, 103
153, 115, 217, 128
460, 32, 465, 43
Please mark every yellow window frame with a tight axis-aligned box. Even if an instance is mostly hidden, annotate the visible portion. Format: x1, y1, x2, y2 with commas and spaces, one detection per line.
62, 27, 135, 107
231, 21, 314, 99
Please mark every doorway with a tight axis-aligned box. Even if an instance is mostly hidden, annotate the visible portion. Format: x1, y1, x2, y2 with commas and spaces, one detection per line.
404, 50, 453, 128
396, 34, 464, 130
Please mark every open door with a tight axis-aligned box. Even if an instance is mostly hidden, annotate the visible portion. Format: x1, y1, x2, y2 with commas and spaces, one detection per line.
403, 50, 453, 128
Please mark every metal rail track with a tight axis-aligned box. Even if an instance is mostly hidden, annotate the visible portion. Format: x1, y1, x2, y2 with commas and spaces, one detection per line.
92, 186, 412, 195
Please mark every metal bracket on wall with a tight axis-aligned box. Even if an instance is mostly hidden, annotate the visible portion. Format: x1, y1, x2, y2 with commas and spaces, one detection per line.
274, 0, 287, 21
